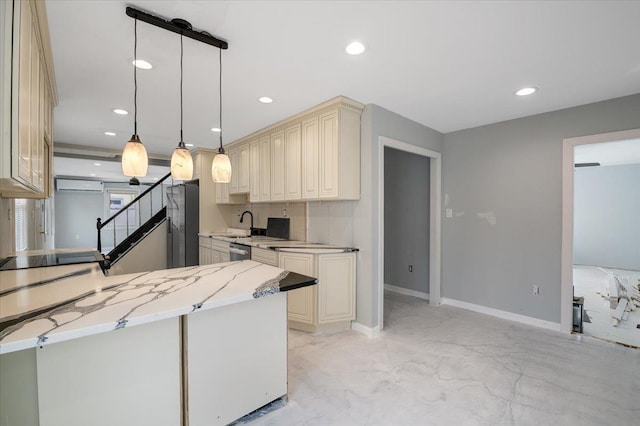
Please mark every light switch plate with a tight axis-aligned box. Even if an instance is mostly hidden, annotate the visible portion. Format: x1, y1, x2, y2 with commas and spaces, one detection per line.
446, 208, 453, 218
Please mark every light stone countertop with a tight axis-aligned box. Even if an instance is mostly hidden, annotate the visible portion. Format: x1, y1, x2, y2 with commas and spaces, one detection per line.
198, 233, 358, 253
0, 260, 315, 355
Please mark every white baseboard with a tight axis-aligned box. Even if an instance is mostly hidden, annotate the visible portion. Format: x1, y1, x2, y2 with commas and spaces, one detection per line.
384, 284, 429, 300
440, 297, 564, 333
351, 322, 381, 338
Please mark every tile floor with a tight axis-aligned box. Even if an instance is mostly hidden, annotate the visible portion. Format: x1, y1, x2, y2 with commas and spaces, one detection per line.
248, 291, 639, 425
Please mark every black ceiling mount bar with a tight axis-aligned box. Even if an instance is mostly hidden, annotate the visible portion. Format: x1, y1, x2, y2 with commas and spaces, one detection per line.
125, 7, 228, 50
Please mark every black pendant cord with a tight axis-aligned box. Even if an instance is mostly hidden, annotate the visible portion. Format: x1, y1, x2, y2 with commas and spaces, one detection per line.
133, 18, 138, 136
180, 34, 184, 144
218, 47, 223, 153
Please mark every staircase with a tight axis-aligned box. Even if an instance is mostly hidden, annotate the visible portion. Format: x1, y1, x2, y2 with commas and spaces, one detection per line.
97, 173, 172, 269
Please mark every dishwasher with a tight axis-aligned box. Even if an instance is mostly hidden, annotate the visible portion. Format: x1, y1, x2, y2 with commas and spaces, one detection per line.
229, 242, 251, 261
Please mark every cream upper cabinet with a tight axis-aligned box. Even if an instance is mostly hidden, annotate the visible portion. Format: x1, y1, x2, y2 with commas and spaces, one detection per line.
223, 97, 362, 203
270, 129, 285, 201
279, 251, 356, 332
0, 0, 57, 198
228, 146, 239, 194
318, 110, 338, 198
249, 139, 260, 202
313, 104, 361, 200
258, 135, 271, 201
215, 182, 229, 204
301, 117, 319, 199
238, 142, 250, 194
284, 123, 302, 200
228, 142, 249, 195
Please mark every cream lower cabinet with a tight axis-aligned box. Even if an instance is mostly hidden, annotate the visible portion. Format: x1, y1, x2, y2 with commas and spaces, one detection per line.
278, 251, 356, 332
199, 237, 230, 265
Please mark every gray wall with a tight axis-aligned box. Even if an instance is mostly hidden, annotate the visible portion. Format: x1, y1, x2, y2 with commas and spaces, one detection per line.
384, 147, 430, 293
442, 94, 640, 323
354, 104, 444, 328
55, 189, 104, 249
54, 182, 154, 249
574, 164, 640, 270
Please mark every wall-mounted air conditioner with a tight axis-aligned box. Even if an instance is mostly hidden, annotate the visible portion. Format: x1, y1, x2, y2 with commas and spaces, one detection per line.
56, 179, 104, 192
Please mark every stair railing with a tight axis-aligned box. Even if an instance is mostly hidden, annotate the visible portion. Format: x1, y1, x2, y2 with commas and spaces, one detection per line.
97, 173, 172, 253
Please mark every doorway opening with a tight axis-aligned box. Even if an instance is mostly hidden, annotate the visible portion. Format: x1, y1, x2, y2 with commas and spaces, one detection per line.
562, 129, 640, 347
378, 136, 441, 331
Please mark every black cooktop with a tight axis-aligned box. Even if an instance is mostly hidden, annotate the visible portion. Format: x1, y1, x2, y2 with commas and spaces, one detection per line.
0, 251, 105, 271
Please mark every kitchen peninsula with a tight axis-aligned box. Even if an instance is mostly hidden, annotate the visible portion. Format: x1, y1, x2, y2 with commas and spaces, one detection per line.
0, 260, 316, 426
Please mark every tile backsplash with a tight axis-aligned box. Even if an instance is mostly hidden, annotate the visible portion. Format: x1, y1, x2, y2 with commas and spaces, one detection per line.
229, 202, 306, 241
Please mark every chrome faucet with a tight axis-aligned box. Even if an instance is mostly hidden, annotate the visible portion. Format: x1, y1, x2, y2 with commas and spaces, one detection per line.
240, 211, 254, 234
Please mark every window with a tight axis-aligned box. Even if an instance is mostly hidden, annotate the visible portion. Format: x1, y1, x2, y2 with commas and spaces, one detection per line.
106, 191, 138, 228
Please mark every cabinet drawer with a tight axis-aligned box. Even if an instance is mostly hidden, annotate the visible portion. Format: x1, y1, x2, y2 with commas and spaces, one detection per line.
251, 248, 278, 266
210, 238, 229, 252
199, 237, 213, 249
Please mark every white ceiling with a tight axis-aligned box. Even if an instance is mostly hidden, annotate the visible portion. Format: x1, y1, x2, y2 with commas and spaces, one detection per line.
46, 1, 640, 178
574, 138, 640, 166
53, 157, 170, 183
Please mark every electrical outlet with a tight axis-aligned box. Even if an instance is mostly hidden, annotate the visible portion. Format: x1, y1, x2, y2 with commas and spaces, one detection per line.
236, 209, 241, 217
532, 284, 539, 295
408, 265, 413, 272
283, 208, 287, 217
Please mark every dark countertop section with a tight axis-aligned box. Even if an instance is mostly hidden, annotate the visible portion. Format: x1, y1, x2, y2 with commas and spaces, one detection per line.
0, 250, 105, 271
279, 272, 318, 292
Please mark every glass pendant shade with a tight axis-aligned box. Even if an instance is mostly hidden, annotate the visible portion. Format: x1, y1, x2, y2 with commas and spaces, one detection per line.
122, 134, 149, 177
211, 151, 232, 183
170, 142, 193, 180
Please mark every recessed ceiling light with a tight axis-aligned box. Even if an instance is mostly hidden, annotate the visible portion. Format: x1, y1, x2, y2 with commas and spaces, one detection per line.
94, 162, 101, 166
515, 87, 537, 96
211, 127, 221, 132
346, 41, 365, 55
258, 97, 273, 104
113, 108, 128, 115
90, 173, 96, 177
132, 59, 153, 70
104, 131, 116, 136
185, 143, 194, 147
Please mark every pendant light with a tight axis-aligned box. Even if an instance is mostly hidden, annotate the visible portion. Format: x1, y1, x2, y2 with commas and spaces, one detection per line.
170, 35, 193, 180
211, 47, 232, 183
122, 18, 149, 179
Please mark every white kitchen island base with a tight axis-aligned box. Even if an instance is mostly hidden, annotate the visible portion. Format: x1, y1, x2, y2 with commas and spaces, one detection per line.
0, 292, 288, 426
186, 292, 287, 425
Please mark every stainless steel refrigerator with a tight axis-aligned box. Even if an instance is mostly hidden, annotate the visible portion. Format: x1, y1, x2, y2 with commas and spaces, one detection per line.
166, 180, 199, 268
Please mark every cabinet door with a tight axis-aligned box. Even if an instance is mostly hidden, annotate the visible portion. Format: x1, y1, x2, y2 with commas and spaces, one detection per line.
270, 130, 285, 201
211, 250, 221, 264
31, 58, 43, 192
228, 147, 239, 194
301, 117, 319, 199
238, 143, 250, 193
17, 1, 33, 186
199, 247, 215, 265
319, 110, 339, 198
249, 140, 260, 202
284, 123, 301, 200
318, 253, 356, 323
215, 182, 229, 204
279, 253, 315, 324
219, 251, 230, 263
259, 135, 271, 201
